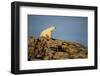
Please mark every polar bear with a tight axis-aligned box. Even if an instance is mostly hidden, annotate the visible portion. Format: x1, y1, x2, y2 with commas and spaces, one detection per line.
40, 26, 56, 38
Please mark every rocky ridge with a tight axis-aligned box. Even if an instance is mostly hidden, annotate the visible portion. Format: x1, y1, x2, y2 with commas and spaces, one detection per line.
28, 36, 88, 61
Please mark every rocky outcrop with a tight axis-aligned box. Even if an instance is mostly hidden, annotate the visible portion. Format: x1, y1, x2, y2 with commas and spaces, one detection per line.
28, 36, 88, 61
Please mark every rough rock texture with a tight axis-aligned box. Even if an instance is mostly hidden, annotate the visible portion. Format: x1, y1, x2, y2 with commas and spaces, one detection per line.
28, 36, 88, 61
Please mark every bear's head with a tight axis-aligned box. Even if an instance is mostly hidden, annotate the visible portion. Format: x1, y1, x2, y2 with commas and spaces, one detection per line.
48, 26, 56, 32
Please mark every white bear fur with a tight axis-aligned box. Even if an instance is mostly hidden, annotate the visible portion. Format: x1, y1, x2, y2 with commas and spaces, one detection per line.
40, 26, 56, 38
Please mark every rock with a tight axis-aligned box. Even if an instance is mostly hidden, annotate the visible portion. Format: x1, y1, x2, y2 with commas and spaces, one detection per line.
53, 52, 65, 59
28, 36, 88, 61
